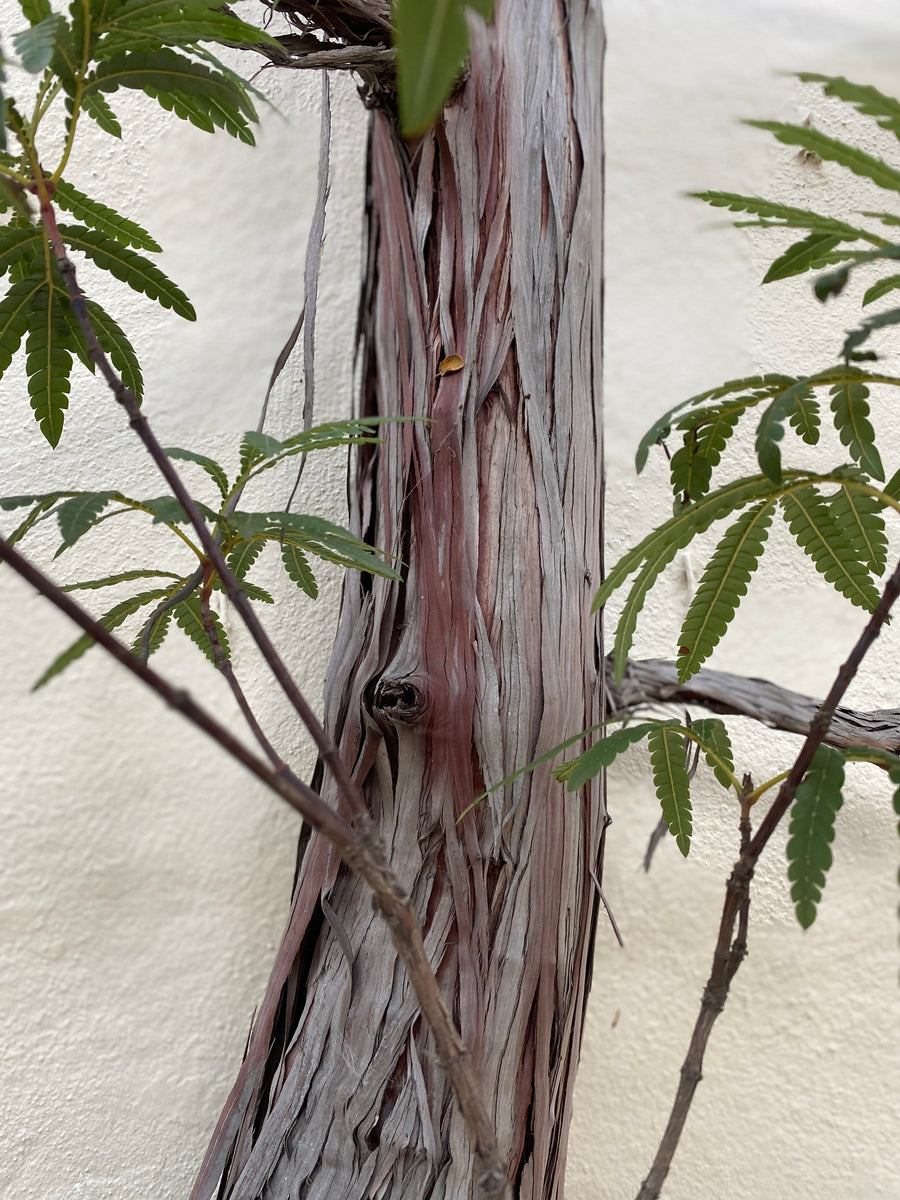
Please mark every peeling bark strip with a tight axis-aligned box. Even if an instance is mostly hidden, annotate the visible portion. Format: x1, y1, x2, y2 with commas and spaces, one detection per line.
199, 3, 605, 1199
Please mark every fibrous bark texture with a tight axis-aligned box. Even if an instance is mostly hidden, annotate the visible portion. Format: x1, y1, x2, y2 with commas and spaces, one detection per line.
196, 3, 605, 1197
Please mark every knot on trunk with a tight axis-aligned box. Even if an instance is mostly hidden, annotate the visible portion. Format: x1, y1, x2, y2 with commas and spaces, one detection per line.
369, 674, 430, 725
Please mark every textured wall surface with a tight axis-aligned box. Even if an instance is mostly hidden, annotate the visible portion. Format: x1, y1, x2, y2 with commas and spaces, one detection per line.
0, 2, 899, 1198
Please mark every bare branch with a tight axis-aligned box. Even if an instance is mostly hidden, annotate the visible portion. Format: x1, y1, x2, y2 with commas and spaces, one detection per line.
610, 657, 900, 753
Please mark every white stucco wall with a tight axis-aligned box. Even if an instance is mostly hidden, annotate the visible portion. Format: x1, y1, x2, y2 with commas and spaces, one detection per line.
1, 3, 899, 1199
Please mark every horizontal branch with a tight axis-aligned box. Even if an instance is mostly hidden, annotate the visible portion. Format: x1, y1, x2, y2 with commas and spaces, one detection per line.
609, 657, 900, 753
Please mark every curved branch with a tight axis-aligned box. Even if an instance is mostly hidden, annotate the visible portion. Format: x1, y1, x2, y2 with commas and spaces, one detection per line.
609, 657, 900, 753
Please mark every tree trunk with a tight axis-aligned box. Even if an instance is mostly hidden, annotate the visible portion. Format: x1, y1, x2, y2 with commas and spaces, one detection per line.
195, 3, 605, 1197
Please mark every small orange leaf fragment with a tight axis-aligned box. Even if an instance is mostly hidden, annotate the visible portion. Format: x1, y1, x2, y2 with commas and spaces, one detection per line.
438, 354, 465, 375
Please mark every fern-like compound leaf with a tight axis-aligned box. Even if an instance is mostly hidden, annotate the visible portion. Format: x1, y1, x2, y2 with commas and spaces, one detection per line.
58, 223, 195, 320
281, 543, 318, 599
647, 725, 693, 856
689, 718, 735, 789
173, 593, 229, 663
53, 178, 160, 251
787, 744, 845, 928
557, 721, 666, 790
828, 482, 888, 577
611, 542, 682, 684
18, 0, 52, 23
140, 495, 220, 525
829, 379, 883, 479
162, 446, 229, 501
25, 286, 74, 447
745, 120, 900, 195
33, 587, 172, 689
85, 49, 257, 142
95, 8, 279, 60
781, 485, 882, 611
678, 501, 775, 681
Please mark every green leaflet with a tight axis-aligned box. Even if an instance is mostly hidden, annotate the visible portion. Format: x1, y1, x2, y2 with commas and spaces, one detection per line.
863, 274, 900, 306
671, 403, 743, 501
798, 74, 900, 142
54, 490, 123, 551
647, 725, 693, 857
787, 745, 845, 928
829, 380, 883, 480
163, 446, 229, 501
678, 501, 775, 681
25, 286, 73, 447
690, 191, 880, 240
745, 120, 900, 195
762, 233, 846, 284
84, 299, 144, 400
557, 721, 666, 790
689, 718, 735, 790
394, 0, 469, 135
132, 605, 172, 658
611, 540, 681, 684
755, 378, 815, 484
18, 0, 52, 23
94, 11, 279, 62
173, 593, 229, 663
53, 178, 160, 251
781, 485, 882, 612
140, 495, 220, 525
635, 374, 794, 473
0, 226, 43, 277
281, 542, 318, 599
13, 14, 61, 73
269, 512, 400, 579
58, 224, 195, 320
828, 483, 888, 577
33, 586, 172, 689
0, 271, 44, 377
61, 568, 182, 591
787, 394, 820, 445
84, 49, 257, 142
80, 89, 122, 138
225, 538, 264, 581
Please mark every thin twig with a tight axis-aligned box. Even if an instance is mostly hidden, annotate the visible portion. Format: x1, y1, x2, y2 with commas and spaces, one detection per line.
636, 556, 900, 1199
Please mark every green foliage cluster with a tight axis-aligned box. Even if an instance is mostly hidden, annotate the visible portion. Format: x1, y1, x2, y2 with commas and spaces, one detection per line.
1, 419, 399, 682
573, 75, 900, 927
0, 0, 277, 446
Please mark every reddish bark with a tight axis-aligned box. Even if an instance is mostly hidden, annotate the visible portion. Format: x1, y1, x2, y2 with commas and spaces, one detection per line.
195, 3, 605, 1196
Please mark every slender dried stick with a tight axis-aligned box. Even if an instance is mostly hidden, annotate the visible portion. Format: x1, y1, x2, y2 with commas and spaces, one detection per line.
637, 555, 900, 1199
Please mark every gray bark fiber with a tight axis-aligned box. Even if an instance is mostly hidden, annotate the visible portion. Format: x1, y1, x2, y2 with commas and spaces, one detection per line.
197, 4, 605, 1197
